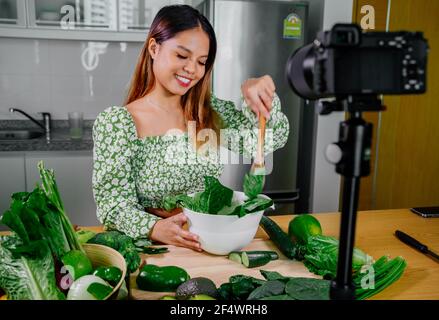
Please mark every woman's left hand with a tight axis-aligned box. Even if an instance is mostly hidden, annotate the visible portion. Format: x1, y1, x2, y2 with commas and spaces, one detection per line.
241, 75, 276, 120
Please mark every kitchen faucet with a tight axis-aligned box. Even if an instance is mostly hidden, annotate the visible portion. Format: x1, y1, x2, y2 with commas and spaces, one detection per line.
9, 108, 51, 143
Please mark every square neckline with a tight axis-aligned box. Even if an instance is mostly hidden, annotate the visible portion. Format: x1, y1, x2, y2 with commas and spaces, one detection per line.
121, 105, 188, 142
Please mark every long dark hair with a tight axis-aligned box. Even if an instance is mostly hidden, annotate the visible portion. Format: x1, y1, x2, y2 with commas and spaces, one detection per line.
124, 5, 221, 147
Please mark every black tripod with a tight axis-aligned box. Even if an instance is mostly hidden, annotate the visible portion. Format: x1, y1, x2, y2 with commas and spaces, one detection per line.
318, 94, 385, 300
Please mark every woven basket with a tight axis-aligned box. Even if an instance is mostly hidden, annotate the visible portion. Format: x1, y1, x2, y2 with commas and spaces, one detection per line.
83, 243, 127, 300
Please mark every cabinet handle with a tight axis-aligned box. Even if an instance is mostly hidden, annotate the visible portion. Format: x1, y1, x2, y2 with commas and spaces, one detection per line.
127, 25, 149, 30
0, 18, 17, 24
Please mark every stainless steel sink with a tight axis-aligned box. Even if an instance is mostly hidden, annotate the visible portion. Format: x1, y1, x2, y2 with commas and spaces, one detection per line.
0, 130, 44, 140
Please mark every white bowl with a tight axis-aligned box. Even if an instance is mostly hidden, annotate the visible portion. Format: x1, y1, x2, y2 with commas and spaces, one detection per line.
183, 191, 274, 255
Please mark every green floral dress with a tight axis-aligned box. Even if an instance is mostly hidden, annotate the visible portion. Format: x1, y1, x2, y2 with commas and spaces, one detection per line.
92, 93, 289, 239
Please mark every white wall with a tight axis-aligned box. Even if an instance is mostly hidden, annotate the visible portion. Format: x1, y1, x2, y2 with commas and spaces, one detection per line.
311, 0, 353, 213
0, 38, 143, 120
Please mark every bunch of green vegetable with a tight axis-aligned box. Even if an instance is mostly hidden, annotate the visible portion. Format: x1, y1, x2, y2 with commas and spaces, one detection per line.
162, 175, 273, 218
0, 161, 85, 299
217, 270, 331, 300
288, 214, 407, 299
0, 161, 124, 300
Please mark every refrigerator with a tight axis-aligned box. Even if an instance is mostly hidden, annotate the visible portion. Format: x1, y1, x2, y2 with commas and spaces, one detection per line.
197, 0, 323, 214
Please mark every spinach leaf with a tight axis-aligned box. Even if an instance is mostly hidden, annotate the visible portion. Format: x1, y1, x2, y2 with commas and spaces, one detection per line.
218, 283, 234, 300
138, 247, 169, 255
228, 275, 266, 300
242, 196, 274, 213
162, 194, 195, 212
247, 280, 285, 300
243, 173, 265, 200
200, 176, 233, 214
260, 270, 291, 282
163, 175, 272, 218
163, 177, 233, 214
302, 235, 371, 279
229, 274, 266, 286
260, 294, 295, 300
285, 277, 330, 300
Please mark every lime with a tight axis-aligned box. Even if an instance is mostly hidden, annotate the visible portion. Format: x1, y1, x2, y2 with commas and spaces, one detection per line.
61, 250, 93, 281
288, 214, 323, 244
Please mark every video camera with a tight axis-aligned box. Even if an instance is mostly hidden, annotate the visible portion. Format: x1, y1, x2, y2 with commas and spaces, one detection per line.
284, 23, 429, 300
286, 23, 428, 100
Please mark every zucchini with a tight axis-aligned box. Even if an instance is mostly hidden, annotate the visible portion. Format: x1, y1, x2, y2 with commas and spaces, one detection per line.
241, 252, 272, 268
260, 215, 296, 260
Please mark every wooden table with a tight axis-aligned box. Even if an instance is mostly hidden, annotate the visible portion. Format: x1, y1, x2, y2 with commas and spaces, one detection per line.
2, 209, 439, 299
126, 209, 439, 300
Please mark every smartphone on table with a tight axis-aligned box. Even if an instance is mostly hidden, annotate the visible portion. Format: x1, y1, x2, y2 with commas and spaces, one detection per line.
410, 206, 439, 218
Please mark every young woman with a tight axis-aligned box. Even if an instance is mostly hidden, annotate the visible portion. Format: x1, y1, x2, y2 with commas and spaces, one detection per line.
92, 5, 289, 251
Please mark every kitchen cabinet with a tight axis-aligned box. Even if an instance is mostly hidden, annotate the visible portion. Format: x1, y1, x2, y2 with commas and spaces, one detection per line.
118, 0, 204, 32
118, 0, 170, 32
24, 151, 99, 227
0, 0, 203, 41
0, 0, 26, 28
0, 153, 26, 231
28, 0, 117, 30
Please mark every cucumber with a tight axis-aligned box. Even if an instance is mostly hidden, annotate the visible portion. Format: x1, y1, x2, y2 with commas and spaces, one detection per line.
241, 252, 272, 268
228, 252, 242, 264
260, 215, 297, 260
246, 250, 279, 261
228, 250, 279, 265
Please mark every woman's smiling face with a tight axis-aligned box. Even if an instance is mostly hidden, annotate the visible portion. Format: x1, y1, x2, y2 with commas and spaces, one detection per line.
149, 27, 210, 96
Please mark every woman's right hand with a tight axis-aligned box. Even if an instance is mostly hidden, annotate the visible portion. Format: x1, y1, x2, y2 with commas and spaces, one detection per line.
149, 213, 202, 252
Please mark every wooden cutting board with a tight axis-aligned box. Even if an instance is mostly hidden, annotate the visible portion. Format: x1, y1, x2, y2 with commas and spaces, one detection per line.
129, 238, 319, 300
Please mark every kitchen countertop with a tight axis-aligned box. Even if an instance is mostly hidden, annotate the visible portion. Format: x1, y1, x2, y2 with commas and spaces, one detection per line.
82, 209, 439, 300
0, 120, 94, 151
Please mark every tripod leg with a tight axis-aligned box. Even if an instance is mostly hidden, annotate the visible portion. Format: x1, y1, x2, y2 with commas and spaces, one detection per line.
330, 176, 360, 300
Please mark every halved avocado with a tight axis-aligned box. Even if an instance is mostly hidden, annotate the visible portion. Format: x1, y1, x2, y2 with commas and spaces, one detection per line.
175, 277, 218, 300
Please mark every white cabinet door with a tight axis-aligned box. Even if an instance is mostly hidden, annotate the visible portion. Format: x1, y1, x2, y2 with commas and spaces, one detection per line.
0, 0, 26, 28
25, 151, 99, 227
28, 0, 118, 30
0, 153, 25, 231
118, 0, 171, 32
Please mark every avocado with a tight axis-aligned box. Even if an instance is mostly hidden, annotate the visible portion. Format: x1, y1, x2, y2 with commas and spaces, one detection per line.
175, 277, 218, 300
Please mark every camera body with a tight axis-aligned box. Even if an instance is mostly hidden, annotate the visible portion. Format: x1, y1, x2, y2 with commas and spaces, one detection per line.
287, 24, 429, 99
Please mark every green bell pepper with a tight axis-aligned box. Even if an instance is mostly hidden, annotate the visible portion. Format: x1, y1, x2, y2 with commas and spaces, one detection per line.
93, 266, 123, 286
136, 264, 190, 292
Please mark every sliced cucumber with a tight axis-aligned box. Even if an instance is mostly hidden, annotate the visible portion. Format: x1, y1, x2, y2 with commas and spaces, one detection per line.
241, 252, 272, 268
228, 250, 279, 267
228, 252, 242, 264
244, 250, 279, 261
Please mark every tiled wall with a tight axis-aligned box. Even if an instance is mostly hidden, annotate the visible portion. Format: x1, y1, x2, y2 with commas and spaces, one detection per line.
0, 37, 144, 120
